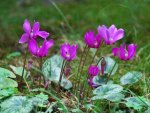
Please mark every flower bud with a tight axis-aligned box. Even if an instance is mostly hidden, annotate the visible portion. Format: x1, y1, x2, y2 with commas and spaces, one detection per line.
101, 58, 106, 75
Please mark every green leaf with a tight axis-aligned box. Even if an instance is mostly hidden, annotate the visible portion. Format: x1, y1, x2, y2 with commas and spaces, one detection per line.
0, 96, 33, 113
125, 97, 150, 110
92, 93, 124, 102
0, 77, 18, 89
0, 88, 18, 99
0, 67, 16, 78
92, 76, 108, 85
10, 65, 27, 77
98, 57, 118, 76
60, 78, 72, 90
120, 71, 143, 85
6, 51, 21, 60
92, 84, 124, 102
31, 93, 49, 107
42, 55, 62, 82
103, 93, 124, 102
42, 55, 72, 89
93, 84, 123, 95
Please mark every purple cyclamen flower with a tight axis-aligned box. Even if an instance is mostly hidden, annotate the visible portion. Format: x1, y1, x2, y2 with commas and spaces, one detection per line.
112, 44, 137, 61
98, 24, 124, 45
88, 65, 100, 76
88, 77, 98, 88
60, 43, 78, 61
84, 30, 102, 48
19, 19, 49, 43
28, 39, 54, 58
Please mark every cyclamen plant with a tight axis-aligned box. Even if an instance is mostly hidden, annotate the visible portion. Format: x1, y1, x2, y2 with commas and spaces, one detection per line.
1, 19, 148, 113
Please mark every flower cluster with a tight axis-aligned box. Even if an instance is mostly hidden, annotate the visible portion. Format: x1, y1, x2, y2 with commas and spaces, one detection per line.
19, 19, 54, 58
19, 20, 137, 89
84, 24, 137, 60
85, 24, 137, 87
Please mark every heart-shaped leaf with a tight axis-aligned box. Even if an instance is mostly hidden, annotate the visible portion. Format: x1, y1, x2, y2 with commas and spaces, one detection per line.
93, 84, 123, 95
42, 55, 72, 89
0, 67, 16, 78
92, 92, 124, 102
0, 96, 33, 113
30, 93, 49, 107
0, 77, 18, 89
98, 57, 118, 76
125, 97, 150, 110
120, 71, 142, 85
92, 76, 108, 85
0, 88, 18, 99
92, 84, 124, 102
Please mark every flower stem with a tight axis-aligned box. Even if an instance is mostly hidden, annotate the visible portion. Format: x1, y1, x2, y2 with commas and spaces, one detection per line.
109, 62, 116, 76
74, 45, 87, 93
76, 45, 87, 79
96, 57, 104, 65
19, 49, 27, 91
90, 49, 99, 64
39, 58, 43, 87
106, 62, 116, 83
58, 60, 66, 92
77, 47, 90, 95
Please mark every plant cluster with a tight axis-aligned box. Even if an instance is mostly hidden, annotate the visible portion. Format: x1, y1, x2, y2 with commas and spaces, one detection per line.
0, 19, 149, 113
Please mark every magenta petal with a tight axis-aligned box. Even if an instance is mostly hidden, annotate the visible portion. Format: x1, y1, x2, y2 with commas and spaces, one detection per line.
127, 44, 137, 60
98, 25, 108, 39
120, 45, 126, 60
23, 19, 31, 33
38, 41, 48, 57
46, 39, 54, 49
33, 22, 40, 33
19, 33, 29, 43
84, 30, 95, 48
69, 44, 78, 60
114, 29, 124, 41
88, 65, 99, 76
37, 31, 49, 39
112, 47, 120, 56
28, 39, 38, 56
108, 24, 117, 38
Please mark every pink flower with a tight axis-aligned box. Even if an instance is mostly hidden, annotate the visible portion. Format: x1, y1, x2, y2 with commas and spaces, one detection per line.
28, 39, 54, 58
19, 19, 49, 44
60, 43, 78, 61
112, 44, 137, 60
88, 65, 100, 76
84, 30, 102, 48
98, 25, 124, 45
